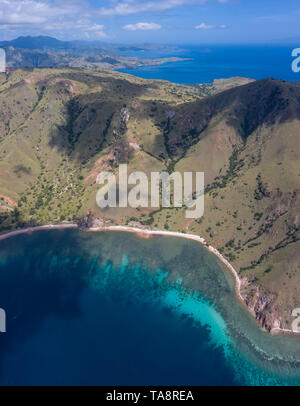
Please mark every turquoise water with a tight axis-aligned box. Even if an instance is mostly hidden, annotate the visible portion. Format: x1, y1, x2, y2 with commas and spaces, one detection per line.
0, 229, 300, 385
118, 45, 300, 84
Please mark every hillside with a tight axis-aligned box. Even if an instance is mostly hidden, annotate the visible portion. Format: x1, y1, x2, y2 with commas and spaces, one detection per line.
0, 67, 299, 332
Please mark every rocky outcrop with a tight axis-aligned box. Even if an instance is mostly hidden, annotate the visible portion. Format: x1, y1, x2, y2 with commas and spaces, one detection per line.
77, 212, 112, 229
244, 285, 279, 332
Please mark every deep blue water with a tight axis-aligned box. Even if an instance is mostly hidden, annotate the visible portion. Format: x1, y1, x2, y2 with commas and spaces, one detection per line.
118, 45, 300, 84
1, 229, 300, 386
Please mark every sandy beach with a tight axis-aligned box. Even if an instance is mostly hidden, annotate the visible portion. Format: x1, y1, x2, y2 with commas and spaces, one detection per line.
0, 222, 298, 335
88, 226, 244, 295
0, 223, 78, 241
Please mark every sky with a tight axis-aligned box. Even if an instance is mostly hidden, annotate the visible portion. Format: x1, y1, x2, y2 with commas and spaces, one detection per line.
0, 0, 299, 44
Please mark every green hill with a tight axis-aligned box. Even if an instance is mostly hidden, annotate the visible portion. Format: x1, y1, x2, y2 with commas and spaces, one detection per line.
0, 67, 299, 332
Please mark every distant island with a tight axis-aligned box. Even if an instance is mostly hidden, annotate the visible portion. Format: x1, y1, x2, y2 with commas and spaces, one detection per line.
0, 35, 191, 70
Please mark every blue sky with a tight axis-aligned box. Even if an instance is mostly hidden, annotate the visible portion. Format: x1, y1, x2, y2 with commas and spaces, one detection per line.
0, 0, 299, 43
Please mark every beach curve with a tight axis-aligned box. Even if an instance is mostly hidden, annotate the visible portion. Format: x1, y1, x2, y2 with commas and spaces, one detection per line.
0, 222, 298, 336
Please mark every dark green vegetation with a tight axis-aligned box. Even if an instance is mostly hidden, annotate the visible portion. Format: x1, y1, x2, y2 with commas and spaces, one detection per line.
0, 67, 299, 331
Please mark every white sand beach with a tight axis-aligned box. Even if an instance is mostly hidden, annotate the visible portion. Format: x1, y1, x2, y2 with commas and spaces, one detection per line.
0, 223, 78, 241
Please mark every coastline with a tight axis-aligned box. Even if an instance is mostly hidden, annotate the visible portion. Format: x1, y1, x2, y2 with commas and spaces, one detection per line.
0, 223, 78, 241
0, 222, 298, 336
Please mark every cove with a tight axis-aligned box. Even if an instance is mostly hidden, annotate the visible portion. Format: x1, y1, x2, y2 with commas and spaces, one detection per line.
0, 229, 300, 385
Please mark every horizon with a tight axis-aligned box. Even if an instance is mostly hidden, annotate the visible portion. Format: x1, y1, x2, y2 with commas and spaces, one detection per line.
2, 34, 300, 47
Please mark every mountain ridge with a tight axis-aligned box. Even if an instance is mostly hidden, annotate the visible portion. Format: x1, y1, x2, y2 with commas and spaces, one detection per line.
0, 35, 71, 50
158, 78, 300, 159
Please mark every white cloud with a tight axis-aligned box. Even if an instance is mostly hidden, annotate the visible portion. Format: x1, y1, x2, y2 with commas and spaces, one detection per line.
84, 24, 108, 38
98, 0, 207, 16
0, 0, 80, 26
95, 31, 108, 38
195, 22, 227, 29
0, 0, 109, 39
85, 24, 105, 32
195, 23, 215, 29
0, 0, 229, 39
123, 22, 161, 31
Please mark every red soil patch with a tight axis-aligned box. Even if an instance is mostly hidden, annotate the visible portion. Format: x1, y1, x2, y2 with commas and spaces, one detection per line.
0, 194, 17, 206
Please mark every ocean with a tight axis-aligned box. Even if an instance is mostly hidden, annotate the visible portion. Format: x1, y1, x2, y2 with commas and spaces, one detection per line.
0, 229, 300, 386
118, 44, 300, 84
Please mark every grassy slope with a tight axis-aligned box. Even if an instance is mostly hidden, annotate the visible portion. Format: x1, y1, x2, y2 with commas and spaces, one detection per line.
0, 68, 299, 330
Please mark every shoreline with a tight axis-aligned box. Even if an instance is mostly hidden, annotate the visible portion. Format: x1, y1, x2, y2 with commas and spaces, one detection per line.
0, 223, 78, 241
0, 222, 298, 336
